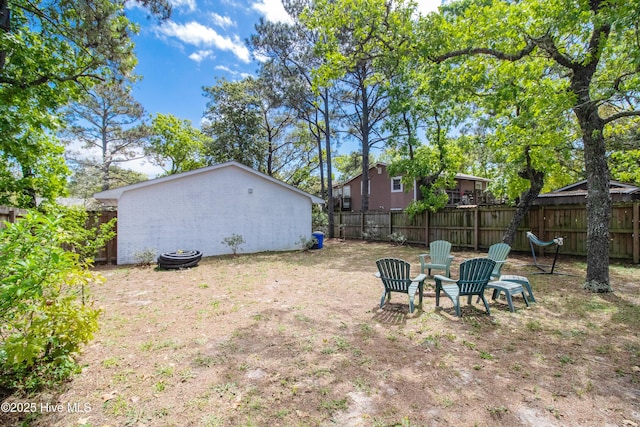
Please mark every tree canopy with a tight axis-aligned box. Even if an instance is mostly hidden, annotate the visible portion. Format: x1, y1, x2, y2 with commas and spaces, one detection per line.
0, 0, 170, 206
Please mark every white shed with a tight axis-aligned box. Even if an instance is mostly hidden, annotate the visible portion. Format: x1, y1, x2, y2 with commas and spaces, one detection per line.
94, 161, 324, 265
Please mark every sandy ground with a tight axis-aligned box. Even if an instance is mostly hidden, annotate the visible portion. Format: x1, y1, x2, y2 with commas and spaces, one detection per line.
2, 239, 639, 427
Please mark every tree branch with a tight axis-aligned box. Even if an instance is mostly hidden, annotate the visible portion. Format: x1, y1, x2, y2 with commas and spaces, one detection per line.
430, 41, 536, 63
603, 110, 640, 125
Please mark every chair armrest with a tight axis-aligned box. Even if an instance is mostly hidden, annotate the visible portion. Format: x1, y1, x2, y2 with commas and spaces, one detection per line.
418, 254, 429, 263
433, 275, 456, 283
411, 273, 427, 283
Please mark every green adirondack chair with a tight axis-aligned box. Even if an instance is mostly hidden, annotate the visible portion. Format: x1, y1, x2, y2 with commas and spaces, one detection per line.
487, 243, 511, 279
376, 258, 427, 314
419, 240, 454, 277
435, 258, 496, 317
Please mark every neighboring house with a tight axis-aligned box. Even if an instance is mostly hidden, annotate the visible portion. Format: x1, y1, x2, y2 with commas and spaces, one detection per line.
94, 161, 324, 265
535, 180, 640, 205
332, 163, 492, 212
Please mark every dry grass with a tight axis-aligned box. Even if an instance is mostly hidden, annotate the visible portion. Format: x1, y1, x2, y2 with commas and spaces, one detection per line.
2, 239, 639, 427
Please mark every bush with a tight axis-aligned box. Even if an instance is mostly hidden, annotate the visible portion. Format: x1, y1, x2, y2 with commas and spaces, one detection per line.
0, 211, 102, 392
41, 203, 117, 267
133, 248, 158, 266
222, 234, 245, 256
389, 232, 407, 246
362, 220, 381, 241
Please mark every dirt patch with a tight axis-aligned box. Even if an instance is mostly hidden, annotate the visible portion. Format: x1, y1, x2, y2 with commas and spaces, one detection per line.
2, 240, 639, 426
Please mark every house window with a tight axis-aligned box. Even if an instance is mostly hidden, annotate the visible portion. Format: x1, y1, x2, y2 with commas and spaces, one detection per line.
391, 177, 403, 193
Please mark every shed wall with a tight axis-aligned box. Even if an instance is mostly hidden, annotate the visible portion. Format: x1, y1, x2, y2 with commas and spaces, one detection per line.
116, 167, 312, 264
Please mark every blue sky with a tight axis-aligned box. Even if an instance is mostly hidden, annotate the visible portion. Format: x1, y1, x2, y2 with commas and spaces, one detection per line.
122, 0, 441, 177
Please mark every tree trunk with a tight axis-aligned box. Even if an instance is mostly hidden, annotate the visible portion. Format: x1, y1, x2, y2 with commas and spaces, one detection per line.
360, 79, 370, 212
502, 147, 544, 245
502, 178, 543, 246
324, 89, 334, 238
0, 0, 9, 71
577, 111, 611, 292
572, 69, 612, 292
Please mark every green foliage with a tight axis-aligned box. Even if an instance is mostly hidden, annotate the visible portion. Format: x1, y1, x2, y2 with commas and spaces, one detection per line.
202, 77, 266, 170
0, 211, 102, 391
146, 113, 210, 175
296, 235, 317, 251
63, 80, 150, 191
1, 0, 170, 207
609, 150, 640, 185
41, 204, 117, 267
132, 248, 158, 266
312, 206, 328, 230
67, 163, 148, 199
362, 220, 381, 241
389, 232, 407, 246
222, 234, 246, 256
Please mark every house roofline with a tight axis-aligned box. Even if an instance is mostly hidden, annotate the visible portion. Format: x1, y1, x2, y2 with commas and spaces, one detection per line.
332, 163, 491, 188
94, 161, 325, 207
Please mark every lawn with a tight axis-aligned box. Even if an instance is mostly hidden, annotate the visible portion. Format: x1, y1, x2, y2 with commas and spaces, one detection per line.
3, 239, 639, 427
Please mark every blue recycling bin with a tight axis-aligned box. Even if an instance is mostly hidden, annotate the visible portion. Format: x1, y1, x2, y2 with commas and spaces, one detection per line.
312, 231, 324, 249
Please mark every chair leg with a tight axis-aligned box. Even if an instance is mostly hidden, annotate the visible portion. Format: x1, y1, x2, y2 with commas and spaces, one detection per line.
505, 292, 515, 312
522, 292, 530, 307
454, 297, 461, 317
479, 295, 491, 315
380, 291, 388, 309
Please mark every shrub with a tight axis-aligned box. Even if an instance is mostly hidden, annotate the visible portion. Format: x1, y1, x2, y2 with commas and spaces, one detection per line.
222, 234, 245, 256
0, 211, 102, 392
133, 248, 158, 266
389, 232, 407, 246
40, 203, 117, 266
362, 220, 381, 241
297, 235, 318, 251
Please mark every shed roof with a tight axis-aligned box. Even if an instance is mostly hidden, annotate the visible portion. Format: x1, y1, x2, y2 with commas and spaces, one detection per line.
94, 161, 325, 207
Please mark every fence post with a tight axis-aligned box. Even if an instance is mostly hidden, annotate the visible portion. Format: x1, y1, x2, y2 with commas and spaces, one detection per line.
634, 202, 639, 264
474, 208, 479, 251
424, 210, 430, 247
539, 205, 544, 254
9, 208, 16, 223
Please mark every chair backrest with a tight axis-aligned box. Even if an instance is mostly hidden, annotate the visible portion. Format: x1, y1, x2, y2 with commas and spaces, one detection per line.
429, 240, 452, 264
487, 243, 511, 277
457, 258, 496, 296
376, 258, 411, 292
488, 243, 511, 262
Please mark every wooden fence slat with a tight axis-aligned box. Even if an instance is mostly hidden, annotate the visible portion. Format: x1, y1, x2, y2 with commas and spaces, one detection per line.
332, 202, 640, 263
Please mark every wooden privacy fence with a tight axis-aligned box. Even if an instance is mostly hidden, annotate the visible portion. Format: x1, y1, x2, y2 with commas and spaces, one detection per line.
334, 202, 640, 264
0, 206, 27, 226
0, 205, 117, 264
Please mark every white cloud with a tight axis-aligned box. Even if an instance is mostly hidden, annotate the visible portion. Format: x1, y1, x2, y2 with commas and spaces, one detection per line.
251, 0, 293, 24
210, 12, 235, 28
155, 21, 251, 63
189, 49, 214, 62
169, 0, 197, 13
215, 65, 235, 73
416, 0, 441, 15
